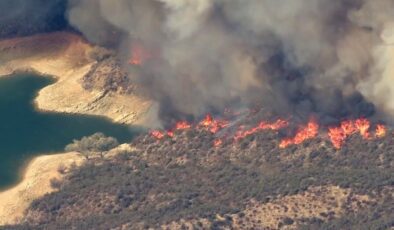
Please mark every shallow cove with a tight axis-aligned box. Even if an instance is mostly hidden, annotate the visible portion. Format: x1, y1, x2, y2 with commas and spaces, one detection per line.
0, 74, 138, 189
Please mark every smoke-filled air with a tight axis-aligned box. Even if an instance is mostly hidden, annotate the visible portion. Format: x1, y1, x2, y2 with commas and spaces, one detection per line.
67, 0, 394, 125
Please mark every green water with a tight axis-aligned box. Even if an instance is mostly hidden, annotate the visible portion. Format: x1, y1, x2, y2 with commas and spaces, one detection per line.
0, 74, 138, 189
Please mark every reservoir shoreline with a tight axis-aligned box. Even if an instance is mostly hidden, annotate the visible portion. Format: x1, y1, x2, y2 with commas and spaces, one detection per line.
0, 32, 150, 225
0, 73, 137, 189
0, 152, 84, 225
0, 31, 152, 125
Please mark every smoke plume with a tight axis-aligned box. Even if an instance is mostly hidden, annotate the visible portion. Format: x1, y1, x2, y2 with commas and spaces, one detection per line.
66, 0, 394, 124
0, 0, 67, 38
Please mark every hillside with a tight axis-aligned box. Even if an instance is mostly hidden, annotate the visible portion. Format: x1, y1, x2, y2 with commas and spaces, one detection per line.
4, 125, 393, 229
0, 153, 84, 225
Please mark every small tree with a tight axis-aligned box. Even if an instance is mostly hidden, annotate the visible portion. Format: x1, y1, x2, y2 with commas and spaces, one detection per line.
65, 132, 119, 159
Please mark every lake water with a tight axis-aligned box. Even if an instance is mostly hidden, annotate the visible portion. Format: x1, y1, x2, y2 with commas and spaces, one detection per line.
0, 74, 138, 189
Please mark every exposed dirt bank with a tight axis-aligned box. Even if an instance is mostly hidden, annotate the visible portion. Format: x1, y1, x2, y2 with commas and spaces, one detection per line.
0, 143, 134, 226
0, 32, 151, 125
0, 152, 84, 225
0, 32, 150, 225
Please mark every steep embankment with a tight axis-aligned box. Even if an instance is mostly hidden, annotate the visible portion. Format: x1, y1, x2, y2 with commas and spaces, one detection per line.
0, 32, 151, 226
0, 152, 84, 225
0, 143, 134, 226
0, 32, 151, 125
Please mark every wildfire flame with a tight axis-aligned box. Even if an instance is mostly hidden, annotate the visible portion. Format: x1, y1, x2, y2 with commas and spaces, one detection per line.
129, 42, 151, 66
340, 120, 357, 136
175, 121, 192, 130
328, 120, 359, 149
375, 124, 386, 138
214, 139, 223, 147
166, 121, 192, 138
150, 113, 389, 149
234, 119, 289, 141
279, 118, 319, 148
328, 119, 386, 149
150, 114, 228, 141
355, 118, 371, 139
328, 127, 347, 149
199, 114, 229, 133
199, 114, 214, 127
150, 130, 165, 140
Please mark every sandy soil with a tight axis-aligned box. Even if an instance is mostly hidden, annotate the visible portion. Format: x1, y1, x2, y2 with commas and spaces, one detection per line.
0, 32, 151, 226
0, 32, 151, 125
0, 152, 84, 225
0, 144, 135, 226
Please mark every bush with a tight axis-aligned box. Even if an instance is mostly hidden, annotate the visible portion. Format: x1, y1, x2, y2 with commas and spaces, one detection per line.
65, 133, 119, 159
50, 178, 62, 189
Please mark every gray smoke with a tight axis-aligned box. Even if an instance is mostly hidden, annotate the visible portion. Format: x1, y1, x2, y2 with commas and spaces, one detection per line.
67, 0, 394, 124
0, 0, 67, 38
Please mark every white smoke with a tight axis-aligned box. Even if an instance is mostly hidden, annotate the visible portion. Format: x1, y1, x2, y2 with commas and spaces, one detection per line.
350, 0, 394, 122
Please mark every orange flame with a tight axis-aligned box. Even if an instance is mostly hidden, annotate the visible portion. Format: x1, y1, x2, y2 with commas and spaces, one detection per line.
151, 130, 165, 139
375, 124, 386, 138
234, 119, 289, 141
355, 118, 371, 139
327, 118, 379, 148
279, 118, 319, 148
340, 120, 357, 136
167, 131, 175, 137
164, 121, 191, 138
199, 114, 228, 133
328, 120, 357, 149
129, 42, 151, 65
328, 127, 346, 149
150, 114, 229, 142
214, 139, 223, 147
150, 113, 388, 149
199, 114, 214, 127
259, 119, 289, 130
175, 121, 191, 130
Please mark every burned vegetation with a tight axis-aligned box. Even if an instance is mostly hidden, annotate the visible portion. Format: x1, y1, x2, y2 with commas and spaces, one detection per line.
81, 47, 135, 95
4, 115, 394, 229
